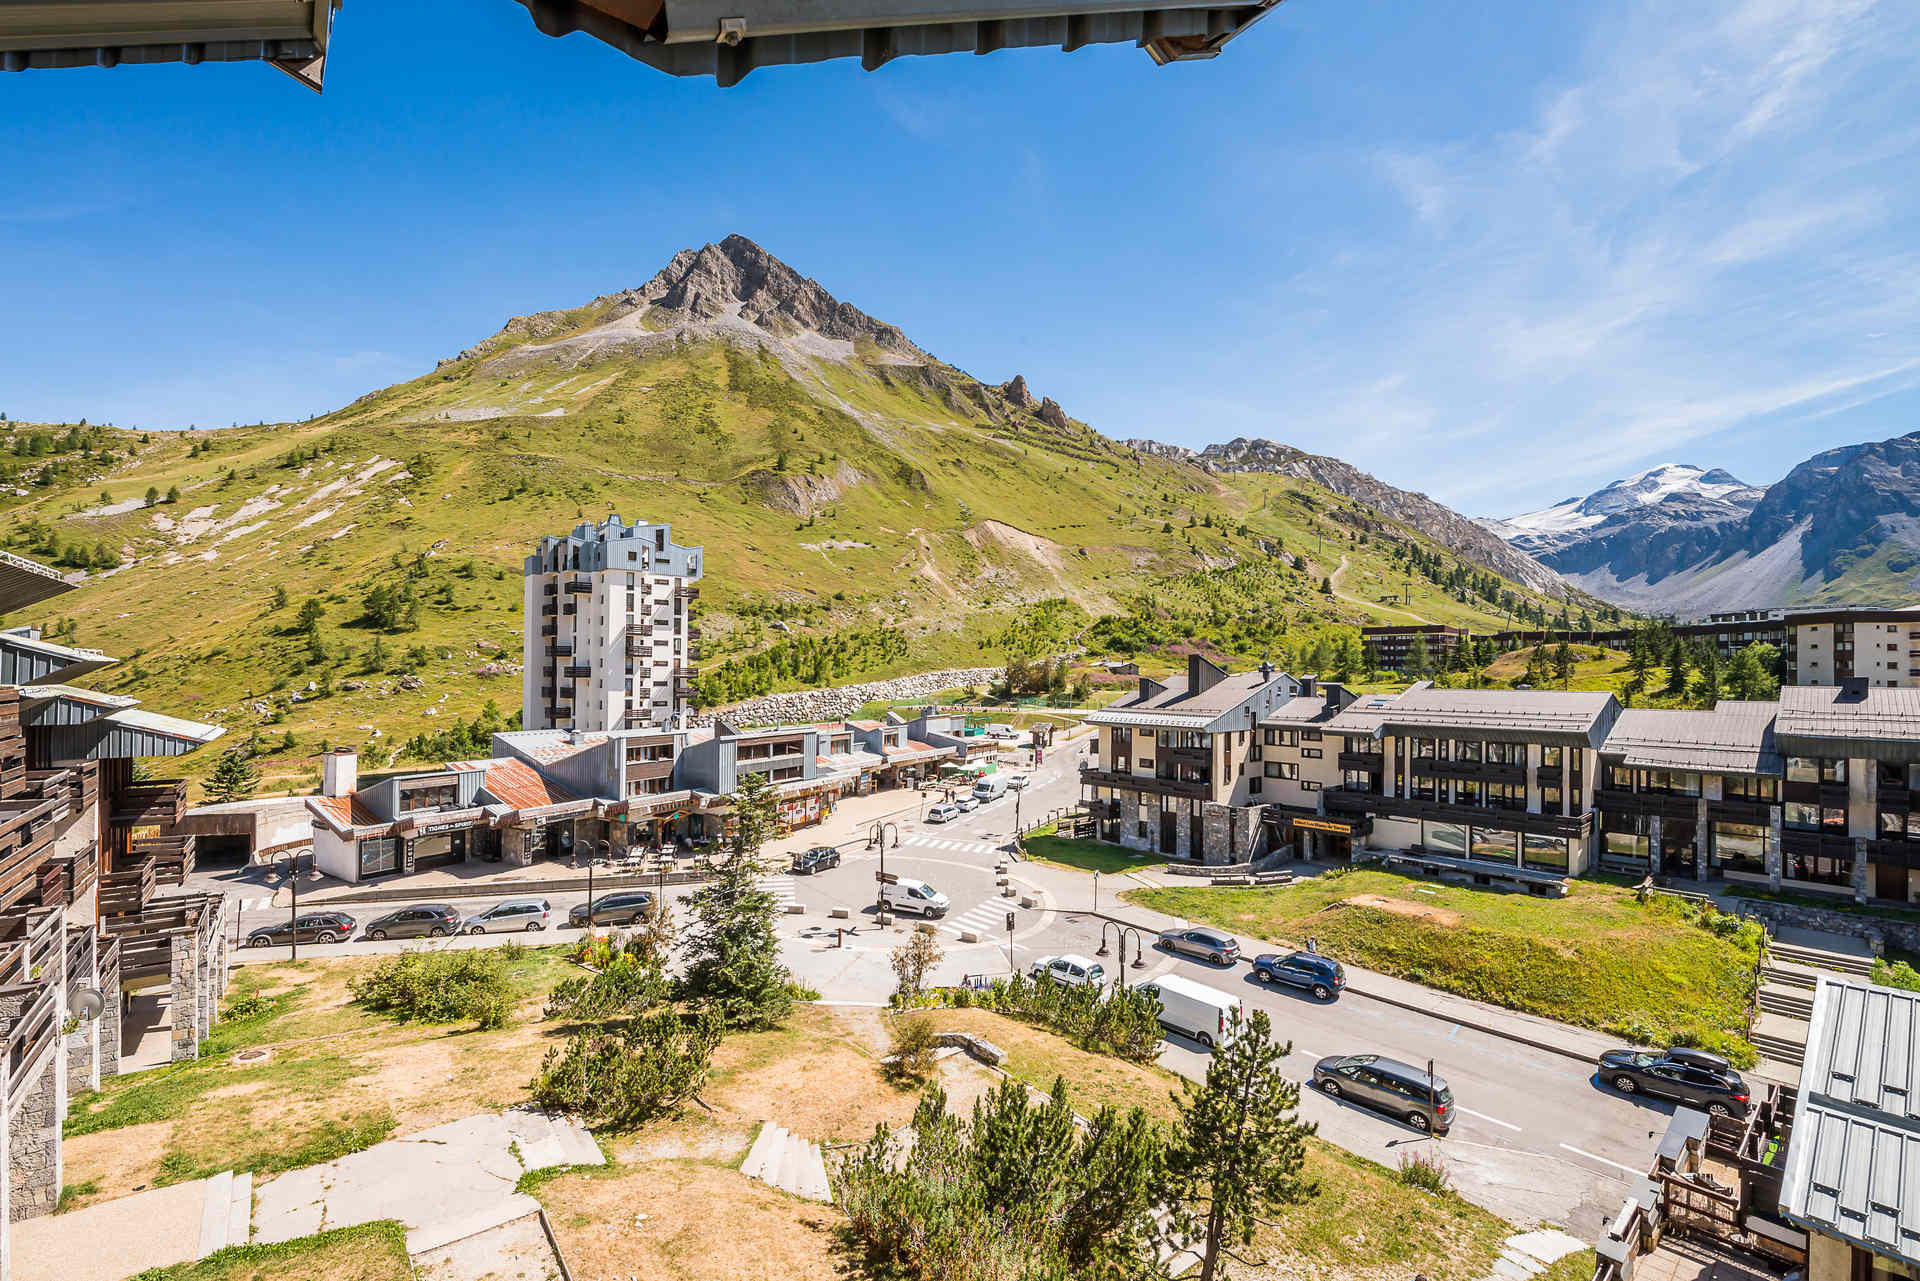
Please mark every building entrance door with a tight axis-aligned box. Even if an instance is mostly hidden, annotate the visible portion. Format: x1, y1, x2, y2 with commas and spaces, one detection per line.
1874, 861, 1908, 902
1159, 810, 1177, 855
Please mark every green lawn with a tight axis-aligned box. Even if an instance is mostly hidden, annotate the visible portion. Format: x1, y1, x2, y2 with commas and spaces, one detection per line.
129, 1222, 412, 1281
1129, 868, 1763, 1063
1022, 832, 1160, 876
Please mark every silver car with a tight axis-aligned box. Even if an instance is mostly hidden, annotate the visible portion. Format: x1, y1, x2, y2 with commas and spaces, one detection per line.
465, 898, 552, 934
1157, 926, 1241, 966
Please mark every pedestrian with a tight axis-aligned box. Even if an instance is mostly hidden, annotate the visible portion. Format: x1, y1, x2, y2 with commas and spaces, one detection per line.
1307, 936, 1318, 953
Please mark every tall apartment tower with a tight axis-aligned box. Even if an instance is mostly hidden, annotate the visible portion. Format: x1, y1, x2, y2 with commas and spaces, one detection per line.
522, 515, 703, 733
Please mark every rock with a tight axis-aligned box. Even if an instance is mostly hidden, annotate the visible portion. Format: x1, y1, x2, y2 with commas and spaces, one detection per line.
684, 666, 1005, 730
1036, 398, 1069, 430
340, 681, 364, 692
399, 675, 425, 690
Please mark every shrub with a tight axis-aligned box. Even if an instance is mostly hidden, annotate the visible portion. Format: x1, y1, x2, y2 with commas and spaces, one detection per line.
1872, 958, 1920, 993
1396, 1147, 1452, 1194
530, 1005, 723, 1128
970, 973, 1163, 1062
888, 1013, 940, 1081
546, 954, 670, 1023
349, 949, 515, 1030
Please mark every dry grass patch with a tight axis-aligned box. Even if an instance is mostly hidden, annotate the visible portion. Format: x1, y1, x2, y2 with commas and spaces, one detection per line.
129, 1221, 412, 1281
1342, 893, 1464, 927
539, 1161, 852, 1281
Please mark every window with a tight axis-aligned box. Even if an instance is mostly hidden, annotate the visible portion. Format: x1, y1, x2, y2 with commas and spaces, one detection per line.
1605, 763, 1636, 791
1301, 748, 1323, 760
1302, 730, 1323, 742
1250, 777, 1262, 795
1470, 827, 1518, 865
359, 836, 399, 877
399, 780, 457, 812
1486, 783, 1526, 811
1643, 770, 1701, 797
1270, 729, 1298, 747
1711, 822, 1768, 876
1822, 758, 1847, 784
1301, 781, 1321, 792
1785, 802, 1821, 831
1412, 738, 1436, 759
1421, 821, 1469, 856
1523, 833, 1569, 872
1344, 770, 1375, 791
1456, 740, 1483, 763
1541, 746, 1564, 768
1786, 851, 1852, 888
1265, 762, 1299, 780
1487, 742, 1524, 765
1723, 775, 1779, 803
1787, 756, 1846, 784
1541, 784, 1563, 813
1604, 831, 1650, 866
1453, 779, 1482, 807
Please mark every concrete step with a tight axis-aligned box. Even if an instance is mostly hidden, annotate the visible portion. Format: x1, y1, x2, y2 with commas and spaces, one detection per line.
551, 1120, 603, 1169
741, 1123, 786, 1183
196, 1170, 235, 1258
226, 1171, 252, 1248
798, 1141, 832, 1203
1758, 982, 1815, 1019
1761, 958, 1823, 990
1770, 941, 1874, 977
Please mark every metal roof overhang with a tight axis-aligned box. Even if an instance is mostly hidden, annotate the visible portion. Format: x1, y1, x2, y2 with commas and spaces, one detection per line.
1776, 730, 1920, 766
1087, 710, 1216, 732
1373, 716, 1600, 750
0, 0, 335, 90
0, 629, 116, 685
519, 0, 1282, 87
0, 552, 74, 615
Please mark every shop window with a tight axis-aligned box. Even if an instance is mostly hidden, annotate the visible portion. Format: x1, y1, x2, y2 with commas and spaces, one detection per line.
1604, 831, 1649, 866
1523, 833, 1569, 872
359, 837, 399, 877
1421, 821, 1468, 856
1470, 827, 1518, 865
1786, 852, 1852, 887
399, 780, 457, 812
1711, 822, 1768, 876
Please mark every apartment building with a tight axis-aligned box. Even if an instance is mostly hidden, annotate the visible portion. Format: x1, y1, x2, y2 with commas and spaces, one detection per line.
522, 514, 702, 734
1360, 625, 1468, 673
1318, 686, 1617, 877
1080, 656, 1296, 863
1785, 606, 1920, 689
1250, 679, 1364, 858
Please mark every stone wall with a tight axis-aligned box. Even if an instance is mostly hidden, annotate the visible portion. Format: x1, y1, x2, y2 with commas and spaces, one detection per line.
688, 667, 1004, 729
1729, 896, 1918, 956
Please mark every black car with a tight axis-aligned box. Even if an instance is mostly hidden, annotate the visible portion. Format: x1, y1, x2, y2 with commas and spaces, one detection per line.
568, 891, 655, 927
362, 904, 463, 941
1597, 1047, 1751, 1117
791, 846, 841, 875
246, 911, 357, 947
1251, 951, 1346, 1000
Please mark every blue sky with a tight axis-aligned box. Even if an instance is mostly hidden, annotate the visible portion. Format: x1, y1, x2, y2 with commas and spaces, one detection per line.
3, 0, 1915, 517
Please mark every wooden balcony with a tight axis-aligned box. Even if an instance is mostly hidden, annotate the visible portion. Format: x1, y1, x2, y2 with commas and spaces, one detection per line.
1337, 751, 1384, 772
1079, 764, 1209, 800
131, 834, 196, 886
111, 777, 188, 827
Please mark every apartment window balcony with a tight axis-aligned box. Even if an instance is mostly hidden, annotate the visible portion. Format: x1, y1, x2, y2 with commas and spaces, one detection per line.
673, 665, 698, 679
686, 645, 701, 662
540, 686, 555, 700
562, 603, 577, 615
539, 623, 558, 638
674, 585, 699, 600
540, 602, 558, 617
564, 578, 593, 594
674, 680, 695, 699
1079, 764, 1209, 800
543, 583, 557, 597
686, 625, 702, 640
548, 642, 573, 658
1337, 751, 1384, 772
563, 664, 592, 679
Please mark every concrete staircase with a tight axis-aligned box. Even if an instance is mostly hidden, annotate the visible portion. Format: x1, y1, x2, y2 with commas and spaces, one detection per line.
1770, 935, 1874, 978
741, 1122, 832, 1203
1748, 928, 1877, 1072
195, 1169, 253, 1256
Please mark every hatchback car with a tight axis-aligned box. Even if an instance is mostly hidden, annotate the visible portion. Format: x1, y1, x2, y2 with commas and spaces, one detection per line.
1158, 926, 1241, 965
567, 891, 655, 928
1252, 951, 1346, 1000
246, 911, 357, 947
926, 803, 960, 823
363, 904, 463, 941
1005, 773, 1031, 790
791, 846, 841, 875
1597, 1047, 1751, 1117
464, 899, 552, 934
1030, 954, 1107, 988
1314, 1054, 1454, 1134
954, 794, 979, 811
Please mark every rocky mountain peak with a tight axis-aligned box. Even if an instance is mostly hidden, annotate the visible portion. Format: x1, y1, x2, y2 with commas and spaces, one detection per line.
998, 374, 1038, 408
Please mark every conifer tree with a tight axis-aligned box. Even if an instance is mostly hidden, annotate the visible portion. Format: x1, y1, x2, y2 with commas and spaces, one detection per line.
680, 770, 793, 1029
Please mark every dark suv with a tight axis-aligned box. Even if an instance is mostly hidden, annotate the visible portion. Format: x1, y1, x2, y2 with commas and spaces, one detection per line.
1313, 1054, 1454, 1133
1251, 952, 1346, 1000
362, 904, 463, 941
1597, 1047, 1751, 1117
568, 891, 655, 928
245, 911, 357, 947
791, 846, 841, 875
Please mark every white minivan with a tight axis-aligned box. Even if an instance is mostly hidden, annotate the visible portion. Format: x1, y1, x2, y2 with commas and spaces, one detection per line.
881, 878, 950, 919
972, 773, 1010, 804
1135, 973, 1242, 1050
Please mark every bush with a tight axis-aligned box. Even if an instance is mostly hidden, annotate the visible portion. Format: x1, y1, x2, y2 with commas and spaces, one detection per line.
349, 949, 515, 1030
968, 973, 1163, 1062
1872, 958, 1920, 993
530, 1005, 723, 1129
888, 1013, 940, 1081
1396, 1147, 1452, 1194
546, 954, 670, 1023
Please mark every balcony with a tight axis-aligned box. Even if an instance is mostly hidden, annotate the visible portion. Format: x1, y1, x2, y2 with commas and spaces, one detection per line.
564, 578, 593, 594
674, 680, 695, 699
563, 664, 592, 679
673, 665, 698, 679
548, 642, 573, 658
1709, 797, 1777, 826
686, 625, 702, 640
562, 603, 577, 616
540, 623, 558, 638
1323, 786, 1588, 839
543, 583, 557, 597
1596, 788, 1700, 822
540, 602, 558, 617
1337, 751, 1384, 772
1411, 758, 1525, 785
625, 759, 675, 784
674, 585, 699, 601
1079, 764, 1209, 800
626, 643, 652, 660
540, 686, 555, 701
110, 777, 188, 828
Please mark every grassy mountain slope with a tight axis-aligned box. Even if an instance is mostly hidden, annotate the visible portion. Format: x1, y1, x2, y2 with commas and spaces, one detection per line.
0, 274, 1580, 798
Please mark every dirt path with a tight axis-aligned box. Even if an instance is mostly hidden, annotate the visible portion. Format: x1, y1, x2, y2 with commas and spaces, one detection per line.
1329, 554, 1431, 624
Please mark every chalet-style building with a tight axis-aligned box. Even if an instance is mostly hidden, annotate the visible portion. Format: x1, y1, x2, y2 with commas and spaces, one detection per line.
1080, 656, 1296, 863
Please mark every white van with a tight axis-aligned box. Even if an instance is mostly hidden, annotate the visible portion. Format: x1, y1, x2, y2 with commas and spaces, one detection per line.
1135, 972, 1242, 1050
971, 773, 1010, 804
881, 878, 950, 919
986, 724, 1023, 743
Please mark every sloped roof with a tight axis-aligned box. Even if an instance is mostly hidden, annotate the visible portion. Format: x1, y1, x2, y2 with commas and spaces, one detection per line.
463, 758, 579, 812
1091, 669, 1286, 730
492, 728, 609, 764
1777, 687, 1920, 763
1782, 977, 1920, 1264
1366, 687, 1617, 748
308, 793, 388, 834
1323, 689, 1412, 737
1601, 702, 1782, 776
1261, 694, 1342, 727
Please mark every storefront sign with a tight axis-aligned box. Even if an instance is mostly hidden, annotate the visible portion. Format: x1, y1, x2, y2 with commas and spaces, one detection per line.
1293, 818, 1356, 835
415, 820, 477, 836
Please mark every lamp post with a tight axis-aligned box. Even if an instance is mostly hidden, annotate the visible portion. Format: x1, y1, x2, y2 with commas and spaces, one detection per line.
587, 838, 611, 933
276, 848, 310, 961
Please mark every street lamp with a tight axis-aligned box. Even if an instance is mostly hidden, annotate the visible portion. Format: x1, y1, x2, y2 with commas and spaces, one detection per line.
587, 838, 612, 933
274, 848, 311, 961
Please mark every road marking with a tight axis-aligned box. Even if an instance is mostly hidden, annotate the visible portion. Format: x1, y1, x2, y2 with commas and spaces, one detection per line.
1559, 1143, 1641, 1176
1453, 1105, 1521, 1132
759, 876, 797, 907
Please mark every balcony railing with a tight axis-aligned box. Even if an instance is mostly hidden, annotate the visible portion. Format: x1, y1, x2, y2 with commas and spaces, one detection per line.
540, 623, 558, 638
563, 665, 592, 679
564, 578, 593, 594
1337, 751, 1384, 772
1079, 764, 1209, 800
548, 643, 573, 658
110, 778, 188, 827
540, 602, 558, 617
674, 585, 699, 600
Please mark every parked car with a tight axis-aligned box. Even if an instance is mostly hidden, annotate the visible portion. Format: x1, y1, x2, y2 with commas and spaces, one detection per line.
1158, 926, 1241, 965
1597, 1047, 1751, 1117
567, 891, 655, 928
955, 794, 980, 811
880, 877, 949, 918
1136, 973, 1241, 1050
245, 911, 357, 947
1030, 954, 1106, 988
464, 898, 551, 934
1313, 1054, 1454, 1134
791, 846, 841, 874
1251, 951, 1346, 1000
363, 904, 464, 940
926, 803, 961, 823
1005, 773, 1031, 790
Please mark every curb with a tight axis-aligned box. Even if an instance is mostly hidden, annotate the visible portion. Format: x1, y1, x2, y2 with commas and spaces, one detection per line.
1054, 907, 1601, 1067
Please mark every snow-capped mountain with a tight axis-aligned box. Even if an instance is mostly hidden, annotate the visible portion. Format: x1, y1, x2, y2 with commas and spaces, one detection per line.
1503, 465, 1761, 546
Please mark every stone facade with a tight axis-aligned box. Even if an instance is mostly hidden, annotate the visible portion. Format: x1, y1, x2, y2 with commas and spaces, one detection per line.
4, 1053, 58, 1223
1728, 896, 1920, 955
167, 902, 232, 1064
1203, 802, 1264, 867
688, 667, 1003, 729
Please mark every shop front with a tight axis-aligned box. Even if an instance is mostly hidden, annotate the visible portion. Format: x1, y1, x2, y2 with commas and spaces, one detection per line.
1263, 808, 1370, 861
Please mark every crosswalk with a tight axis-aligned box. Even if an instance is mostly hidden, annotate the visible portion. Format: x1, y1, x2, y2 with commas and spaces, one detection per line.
760, 875, 797, 907
940, 899, 1020, 943
901, 834, 1006, 858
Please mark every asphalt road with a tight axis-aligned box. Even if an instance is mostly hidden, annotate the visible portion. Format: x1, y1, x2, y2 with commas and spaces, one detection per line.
228, 735, 1659, 1232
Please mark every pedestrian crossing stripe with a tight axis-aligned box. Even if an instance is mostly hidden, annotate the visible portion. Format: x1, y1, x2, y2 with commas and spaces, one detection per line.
940, 901, 1021, 940
239, 896, 273, 912
902, 835, 1004, 857
760, 876, 796, 905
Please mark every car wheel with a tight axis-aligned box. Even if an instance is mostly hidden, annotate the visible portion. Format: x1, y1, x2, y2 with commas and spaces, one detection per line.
248, 936, 271, 948
317, 931, 340, 944
1257, 969, 1274, 983
1312, 984, 1332, 1001
1211, 952, 1226, 966
467, 924, 486, 935
1405, 1111, 1432, 1133
1320, 1079, 1341, 1098
525, 921, 543, 932
368, 929, 387, 941
430, 925, 450, 937
1707, 1102, 1731, 1118
1612, 1074, 1638, 1094
1195, 1031, 1214, 1049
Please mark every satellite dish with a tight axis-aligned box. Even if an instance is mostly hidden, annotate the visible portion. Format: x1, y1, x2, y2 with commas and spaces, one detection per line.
67, 986, 106, 1023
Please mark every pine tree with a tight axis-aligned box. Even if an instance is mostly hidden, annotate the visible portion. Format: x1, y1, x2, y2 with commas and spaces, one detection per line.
1168, 1008, 1316, 1281
680, 770, 793, 1029
204, 747, 261, 804
1663, 637, 1691, 697
1552, 642, 1575, 688
296, 597, 324, 636
271, 584, 289, 610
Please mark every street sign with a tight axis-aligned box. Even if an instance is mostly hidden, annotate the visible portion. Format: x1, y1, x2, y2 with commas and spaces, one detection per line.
876, 871, 899, 884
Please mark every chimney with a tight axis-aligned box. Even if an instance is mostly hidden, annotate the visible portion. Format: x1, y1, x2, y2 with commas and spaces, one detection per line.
1188, 653, 1225, 695
1838, 677, 1870, 701
1258, 658, 1274, 681
1299, 674, 1316, 698
322, 747, 358, 798
1137, 676, 1166, 701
